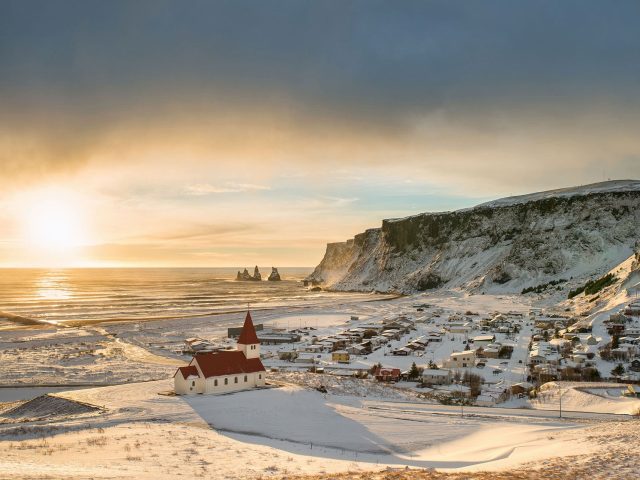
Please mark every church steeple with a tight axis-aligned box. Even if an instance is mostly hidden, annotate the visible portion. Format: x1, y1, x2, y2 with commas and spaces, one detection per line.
237, 310, 260, 359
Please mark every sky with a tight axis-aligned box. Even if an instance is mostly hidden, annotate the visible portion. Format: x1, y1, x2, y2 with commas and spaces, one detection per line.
1, 0, 640, 267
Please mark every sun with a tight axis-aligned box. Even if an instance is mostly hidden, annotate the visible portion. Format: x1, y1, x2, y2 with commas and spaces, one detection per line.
21, 188, 88, 252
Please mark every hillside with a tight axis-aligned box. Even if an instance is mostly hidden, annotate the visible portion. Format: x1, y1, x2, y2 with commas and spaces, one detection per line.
308, 180, 640, 294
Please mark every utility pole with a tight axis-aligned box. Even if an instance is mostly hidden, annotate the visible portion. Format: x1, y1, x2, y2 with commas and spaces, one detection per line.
559, 385, 563, 418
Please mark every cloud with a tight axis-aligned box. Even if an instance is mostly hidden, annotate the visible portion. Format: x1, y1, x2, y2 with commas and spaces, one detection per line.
185, 182, 272, 195
2, 1, 640, 266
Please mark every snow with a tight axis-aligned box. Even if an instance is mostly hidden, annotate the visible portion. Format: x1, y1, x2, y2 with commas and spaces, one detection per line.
2, 284, 640, 478
0, 379, 609, 479
476, 179, 640, 209
533, 382, 640, 415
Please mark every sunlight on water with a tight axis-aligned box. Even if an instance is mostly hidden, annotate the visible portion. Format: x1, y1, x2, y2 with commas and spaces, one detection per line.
0, 268, 371, 324
35, 271, 72, 300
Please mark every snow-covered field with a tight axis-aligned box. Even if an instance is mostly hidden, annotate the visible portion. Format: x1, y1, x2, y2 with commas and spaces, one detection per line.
1, 378, 637, 479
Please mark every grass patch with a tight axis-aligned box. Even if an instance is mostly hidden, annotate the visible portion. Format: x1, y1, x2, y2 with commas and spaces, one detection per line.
521, 279, 567, 295
568, 273, 617, 299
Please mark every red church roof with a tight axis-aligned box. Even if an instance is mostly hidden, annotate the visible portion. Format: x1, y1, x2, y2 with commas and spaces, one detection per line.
174, 365, 199, 379
194, 350, 265, 378
237, 310, 260, 345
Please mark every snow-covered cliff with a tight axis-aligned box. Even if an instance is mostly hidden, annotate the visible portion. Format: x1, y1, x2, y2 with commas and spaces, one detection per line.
308, 180, 640, 293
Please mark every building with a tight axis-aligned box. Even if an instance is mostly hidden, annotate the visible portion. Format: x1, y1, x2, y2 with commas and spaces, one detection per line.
347, 344, 368, 355
174, 311, 266, 395
277, 350, 298, 361
374, 367, 401, 382
584, 335, 598, 345
511, 382, 534, 396
421, 368, 452, 385
450, 324, 472, 334
392, 346, 412, 356
472, 335, 496, 347
444, 351, 476, 369
332, 350, 350, 363
256, 331, 301, 345
481, 345, 501, 359
228, 323, 264, 338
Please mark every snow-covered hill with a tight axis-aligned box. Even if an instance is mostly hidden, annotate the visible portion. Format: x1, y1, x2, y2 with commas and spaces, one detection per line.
308, 180, 640, 293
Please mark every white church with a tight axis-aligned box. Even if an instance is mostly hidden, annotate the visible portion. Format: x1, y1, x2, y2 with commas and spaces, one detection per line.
174, 311, 266, 395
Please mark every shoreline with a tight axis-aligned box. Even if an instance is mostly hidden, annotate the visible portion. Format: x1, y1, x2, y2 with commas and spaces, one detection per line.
0, 292, 401, 330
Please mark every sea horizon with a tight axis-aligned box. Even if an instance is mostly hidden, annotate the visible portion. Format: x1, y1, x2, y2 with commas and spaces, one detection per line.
0, 267, 369, 327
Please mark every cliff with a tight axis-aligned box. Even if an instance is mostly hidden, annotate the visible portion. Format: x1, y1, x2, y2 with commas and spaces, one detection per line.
307, 180, 640, 294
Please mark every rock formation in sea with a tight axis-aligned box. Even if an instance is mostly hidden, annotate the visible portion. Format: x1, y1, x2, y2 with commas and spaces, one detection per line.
268, 267, 281, 281
236, 267, 262, 281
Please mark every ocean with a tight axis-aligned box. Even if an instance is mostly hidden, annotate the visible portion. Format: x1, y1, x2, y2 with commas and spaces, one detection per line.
0, 268, 366, 325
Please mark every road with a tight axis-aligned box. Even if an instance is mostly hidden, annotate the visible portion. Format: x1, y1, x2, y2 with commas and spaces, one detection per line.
364, 399, 633, 421
504, 321, 532, 386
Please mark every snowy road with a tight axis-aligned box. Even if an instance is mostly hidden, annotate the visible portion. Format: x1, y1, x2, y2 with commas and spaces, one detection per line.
364, 399, 634, 421
503, 321, 532, 386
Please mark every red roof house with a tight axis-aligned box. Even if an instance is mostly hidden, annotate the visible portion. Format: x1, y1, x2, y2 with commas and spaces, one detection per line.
373, 367, 401, 382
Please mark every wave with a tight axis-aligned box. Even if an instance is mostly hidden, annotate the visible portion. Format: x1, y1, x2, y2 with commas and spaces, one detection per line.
0, 267, 369, 324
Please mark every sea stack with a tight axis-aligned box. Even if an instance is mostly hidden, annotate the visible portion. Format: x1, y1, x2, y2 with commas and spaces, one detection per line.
236, 267, 261, 281
268, 267, 281, 281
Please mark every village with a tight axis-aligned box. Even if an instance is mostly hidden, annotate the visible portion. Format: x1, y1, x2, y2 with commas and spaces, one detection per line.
173, 297, 640, 409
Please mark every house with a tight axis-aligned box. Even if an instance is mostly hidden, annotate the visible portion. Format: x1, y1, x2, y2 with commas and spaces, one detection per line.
392, 346, 412, 356
182, 338, 215, 354
174, 311, 266, 395
277, 350, 298, 361
450, 324, 472, 334
295, 352, 319, 364
321, 338, 347, 351
481, 346, 501, 359
624, 327, 640, 337
472, 335, 496, 347
511, 382, 534, 396
347, 344, 367, 355
421, 368, 452, 385
256, 331, 301, 345
332, 350, 351, 363
444, 351, 476, 369
406, 342, 425, 351
624, 303, 640, 316
381, 329, 402, 340
300, 344, 325, 353
374, 367, 401, 382
584, 335, 598, 346
572, 353, 589, 364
